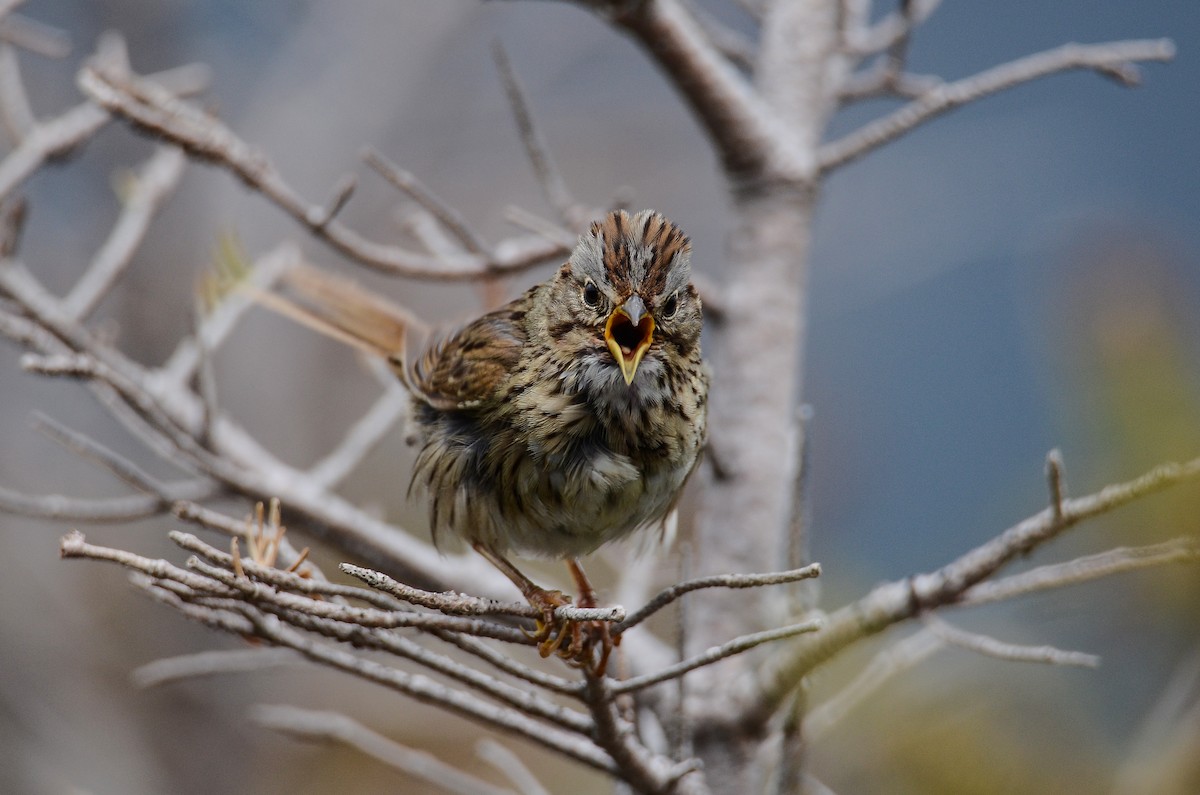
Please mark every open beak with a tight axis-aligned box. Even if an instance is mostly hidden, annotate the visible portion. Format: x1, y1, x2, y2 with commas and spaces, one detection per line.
604, 295, 655, 386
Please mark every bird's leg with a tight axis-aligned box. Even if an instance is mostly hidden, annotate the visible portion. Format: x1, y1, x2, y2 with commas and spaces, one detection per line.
567, 558, 617, 676
471, 542, 573, 656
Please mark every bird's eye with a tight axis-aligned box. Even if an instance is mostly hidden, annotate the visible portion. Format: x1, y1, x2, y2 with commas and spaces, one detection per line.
582, 280, 602, 309
661, 291, 679, 319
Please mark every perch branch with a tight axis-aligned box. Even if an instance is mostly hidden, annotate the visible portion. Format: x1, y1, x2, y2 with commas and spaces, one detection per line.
341, 562, 625, 624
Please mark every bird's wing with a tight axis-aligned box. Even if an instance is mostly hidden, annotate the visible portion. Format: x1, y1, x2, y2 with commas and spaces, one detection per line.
412, 293, 530, 411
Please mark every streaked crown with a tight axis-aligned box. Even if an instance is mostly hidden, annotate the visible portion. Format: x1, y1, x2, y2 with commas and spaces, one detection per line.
570, 210, 692, 299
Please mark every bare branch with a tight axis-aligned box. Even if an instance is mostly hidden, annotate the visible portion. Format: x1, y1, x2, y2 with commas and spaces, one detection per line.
586, 0, 803, 181
739, 452, 1200, 727
0, 34, 206, 203
0, 99, 107, 200
363, 147, 488, 254
30, 411, 188, 495
615, 562, 820, 635
1046, 448, 1066, 523
679, 0, 756, 72
613, 617, 823, 695
237, 598, 595, 736
132, 648, 306, 688
502, 205, 577, 249
961, 538, 1200, 606
581, 674, 701, 794
63, 147, 187, 319
476, 738, 551, 795
491, 43, 577, 225
921, 613, 1100, 668
309, 172, 357, 229
805, 628, 944, 741
307, 380, 409, 489
229, 604, 618, 773
841, 0, 942, 57
0, 44, 34, 142
77, 64, 567, 281
819, 38, 1176, 174
171, 501, 313, 576
253, 706, 519, 795
837, 59, 941, 102
67, 531, 602, 757
174, 534, 536, 643
4, 248, 508, 593
0, 483, 207, 522
0, 12, 72, 58
60, 530, 237, 596
341, 562, 625, 624
433, 632, 582, 698
160, 242, 297, 385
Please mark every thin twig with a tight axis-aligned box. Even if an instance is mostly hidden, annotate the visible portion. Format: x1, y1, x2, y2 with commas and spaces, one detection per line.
0, 44, 34, 142
0, 12, 72, 58
615, 563, 821, 635
841, 0, 943, 57
309, 172, 357, 229
0, 35, 206, 203
805, 628, 943, 740
132, 648, 306, 688
1046, 448, 1066, 523
476, 738, 551, 795
254, 706, 519, 795
63, 146, 187, 319
30, 411, 187, 495
171, 501, 314, 577
60, 530, 237, 596
230, 604, 618, 772
679, 0, 756, 72
433, 632, 582, 697
819, 38, 1176, 174
921, 613, 1100, 668
173, 534, 535, 644
961, 538, 1200, 606
502, 205, 577, 248
230, 594, 594, 735
363, 147, 488, 254
78, 64, 567, 281
837, 58, 941, 102
582, 675, 679, 794
0, 483, 208, 522
491, 42, 576, 225
613, 617, 823, 695
740, 451, 1200, 727
160, 241, 297, 385
307, 382, 409, 489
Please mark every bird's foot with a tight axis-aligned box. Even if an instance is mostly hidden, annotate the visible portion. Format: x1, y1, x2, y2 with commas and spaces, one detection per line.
522, 587, 616, 675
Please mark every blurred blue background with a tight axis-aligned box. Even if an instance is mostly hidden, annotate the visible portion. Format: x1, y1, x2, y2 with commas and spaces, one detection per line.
1, 2, 1197, 793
